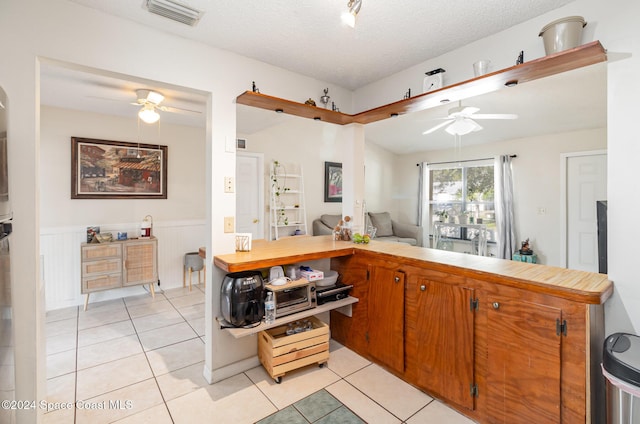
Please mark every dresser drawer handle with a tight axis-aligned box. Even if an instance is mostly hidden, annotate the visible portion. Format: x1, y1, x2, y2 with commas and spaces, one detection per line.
492, 302, 500, 309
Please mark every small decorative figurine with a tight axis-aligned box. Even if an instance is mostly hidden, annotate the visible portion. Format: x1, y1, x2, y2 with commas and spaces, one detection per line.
331, 101, 339, 112
404, 88, 411, 99
252, 81, 260, 93
320, 88, 330, 108
305, 98, 316, 106
516, 50, 524, 65
519, 238, 533, 255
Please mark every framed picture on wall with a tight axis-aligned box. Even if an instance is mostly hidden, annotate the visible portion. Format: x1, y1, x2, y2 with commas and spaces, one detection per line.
324, 161, 342, 203
71, 137, 168, 199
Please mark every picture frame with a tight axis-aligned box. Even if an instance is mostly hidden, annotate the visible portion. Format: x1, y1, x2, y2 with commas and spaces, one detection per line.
324, 161, 342, 203
71, 137, 168, 199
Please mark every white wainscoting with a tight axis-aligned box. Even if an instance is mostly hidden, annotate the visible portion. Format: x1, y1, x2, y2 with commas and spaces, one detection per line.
41, 220, 206, 311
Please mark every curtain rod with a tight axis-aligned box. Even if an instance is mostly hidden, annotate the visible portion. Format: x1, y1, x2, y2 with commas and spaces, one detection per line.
417, 154, 517, 166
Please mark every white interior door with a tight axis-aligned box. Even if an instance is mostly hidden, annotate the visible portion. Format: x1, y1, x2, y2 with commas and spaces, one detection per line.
565, 152, 607, 271
236, 153, 264, 239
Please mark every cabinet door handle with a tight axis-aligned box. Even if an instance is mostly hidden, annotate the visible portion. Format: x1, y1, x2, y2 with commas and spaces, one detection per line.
394, 276, 400, 283
420, 285, 426, 291
492, 302, 500, 309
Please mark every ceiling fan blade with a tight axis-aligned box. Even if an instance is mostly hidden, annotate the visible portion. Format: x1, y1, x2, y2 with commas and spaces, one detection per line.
422, 119, 454, 135
87, 95, 125, 102
460, 106, 480, 115
160, 105, 202, 114
471, 113, 518, 120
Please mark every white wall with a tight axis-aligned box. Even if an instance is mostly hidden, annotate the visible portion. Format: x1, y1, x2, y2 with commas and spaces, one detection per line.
238, 117, 347, 238
40, 106, 206, 226
39, 106, 208, 309
605, 3, 640, 334
387, 128, 606, 266
364, 141, 398, 217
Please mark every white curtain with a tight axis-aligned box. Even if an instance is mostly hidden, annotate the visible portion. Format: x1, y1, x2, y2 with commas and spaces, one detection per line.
495, 155, 516, 259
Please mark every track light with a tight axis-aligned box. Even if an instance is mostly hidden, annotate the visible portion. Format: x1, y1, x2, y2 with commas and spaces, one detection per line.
139, 104, 160, 124
342, 0, 362, 28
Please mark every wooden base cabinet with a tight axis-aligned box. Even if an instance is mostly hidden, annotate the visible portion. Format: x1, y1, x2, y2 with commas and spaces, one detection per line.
330, 253, 605, 424
406, 269, 475, 412
81, 237, 158, 310
367, 263, 405, 374
484, 294, 562, 423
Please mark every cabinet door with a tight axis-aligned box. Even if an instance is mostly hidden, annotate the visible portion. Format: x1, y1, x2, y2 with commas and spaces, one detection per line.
486, 296, 561, 424
367, 264, 404, 374
415, 278, 475, 411
123, 240, 157, 286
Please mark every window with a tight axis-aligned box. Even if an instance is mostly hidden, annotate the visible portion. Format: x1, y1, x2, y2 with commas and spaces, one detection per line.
427, 160, 496, 242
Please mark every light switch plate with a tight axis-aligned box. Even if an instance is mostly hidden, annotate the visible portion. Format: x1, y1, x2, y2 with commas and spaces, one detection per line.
224, 216, 234, 233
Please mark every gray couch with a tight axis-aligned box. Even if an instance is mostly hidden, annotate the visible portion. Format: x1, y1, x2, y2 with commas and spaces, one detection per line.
312, 212, 423, 246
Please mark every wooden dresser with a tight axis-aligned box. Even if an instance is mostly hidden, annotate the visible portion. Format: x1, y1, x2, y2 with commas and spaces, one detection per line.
81, 237, 157, 310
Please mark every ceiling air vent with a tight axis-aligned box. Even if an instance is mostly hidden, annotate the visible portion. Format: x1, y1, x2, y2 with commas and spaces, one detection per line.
144, 0, 204, 27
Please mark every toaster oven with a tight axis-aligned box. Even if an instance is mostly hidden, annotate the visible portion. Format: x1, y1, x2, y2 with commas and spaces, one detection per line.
265, 278, 317, 318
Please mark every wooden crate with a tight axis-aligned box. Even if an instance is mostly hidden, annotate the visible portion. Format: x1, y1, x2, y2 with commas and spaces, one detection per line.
258, 316, 330, 383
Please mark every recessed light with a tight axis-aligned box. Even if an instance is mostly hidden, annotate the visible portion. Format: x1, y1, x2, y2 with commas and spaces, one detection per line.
390, 113, 399, 118
440, 99, 450, 104
275, 109, 284, 113
313, 117, 321, 121
505, 80, 518, 87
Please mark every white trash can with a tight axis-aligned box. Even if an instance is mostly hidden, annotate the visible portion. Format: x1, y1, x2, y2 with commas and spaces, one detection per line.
603, 333, 640, 423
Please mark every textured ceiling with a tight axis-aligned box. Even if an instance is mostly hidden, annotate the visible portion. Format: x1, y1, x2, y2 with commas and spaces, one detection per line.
68, 0, 575, 90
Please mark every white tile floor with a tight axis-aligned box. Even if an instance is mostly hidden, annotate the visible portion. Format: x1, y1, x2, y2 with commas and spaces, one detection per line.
44, 285, 476, 423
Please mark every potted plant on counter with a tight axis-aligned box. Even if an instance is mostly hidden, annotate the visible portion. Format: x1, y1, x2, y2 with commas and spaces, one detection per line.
435, 210, 448, 223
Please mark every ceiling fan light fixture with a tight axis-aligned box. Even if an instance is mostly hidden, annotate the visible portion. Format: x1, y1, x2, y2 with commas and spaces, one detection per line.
144, 0, 204, 27
136, 89, 165, 105
342, 0, 362, 28
445, 118, 482, 136
139, 104, 160, 124
146, 90, 164, 105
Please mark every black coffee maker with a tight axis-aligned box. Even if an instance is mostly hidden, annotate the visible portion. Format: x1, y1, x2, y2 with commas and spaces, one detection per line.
220, 270, 264, 327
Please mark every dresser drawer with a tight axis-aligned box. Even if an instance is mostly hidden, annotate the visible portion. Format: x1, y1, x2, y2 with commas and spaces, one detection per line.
82, 258, 122, 276
82, 273, 122, 293
82, 243, 122, 260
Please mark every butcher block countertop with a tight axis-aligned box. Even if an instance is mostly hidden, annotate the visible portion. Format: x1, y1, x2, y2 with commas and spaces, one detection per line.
213, 235, 613, 305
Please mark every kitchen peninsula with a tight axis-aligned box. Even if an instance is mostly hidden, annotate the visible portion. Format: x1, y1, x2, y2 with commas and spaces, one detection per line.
214, 235, 612, 423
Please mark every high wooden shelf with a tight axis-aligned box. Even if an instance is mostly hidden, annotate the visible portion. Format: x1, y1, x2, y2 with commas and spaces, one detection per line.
236, 91, 352, 125
237, 41, 606, 125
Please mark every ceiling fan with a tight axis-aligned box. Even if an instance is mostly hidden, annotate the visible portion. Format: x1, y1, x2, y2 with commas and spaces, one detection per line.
422, 101, 518, 136
132, 89, 201, 124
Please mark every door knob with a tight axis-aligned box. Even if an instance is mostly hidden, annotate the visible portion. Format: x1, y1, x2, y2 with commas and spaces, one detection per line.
420, 285, 426, 291
253, 218, 259, 223
492, 302, 500, 309
394, 276, 400, 283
